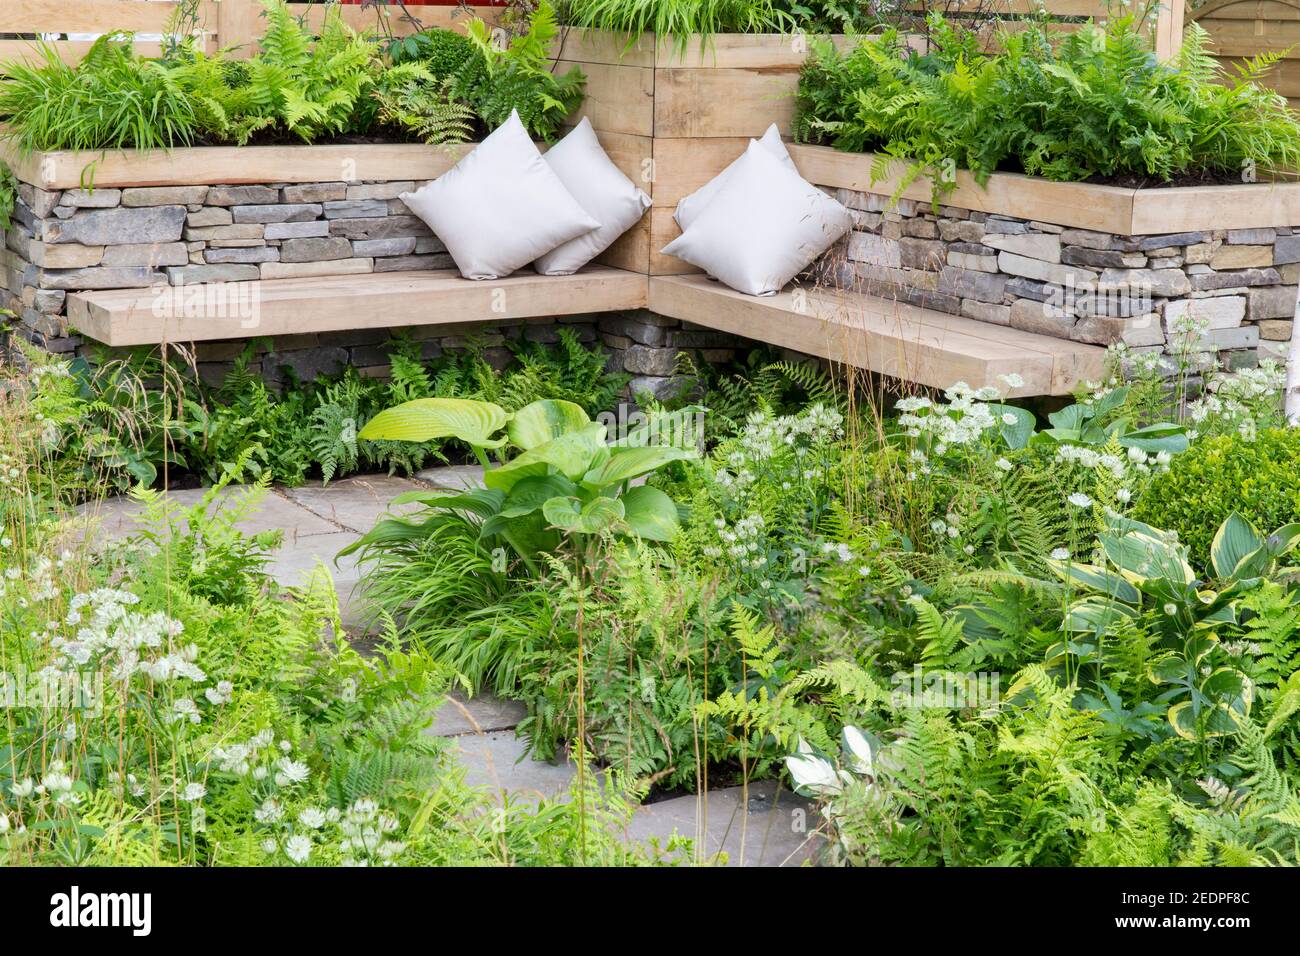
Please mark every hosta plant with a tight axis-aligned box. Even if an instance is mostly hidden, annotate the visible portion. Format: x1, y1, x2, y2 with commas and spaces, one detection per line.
1047, 512, 1300, 740
349, 397, 697, 568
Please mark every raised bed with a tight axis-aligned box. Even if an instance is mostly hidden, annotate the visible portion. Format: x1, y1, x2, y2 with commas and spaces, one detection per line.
791, 145, 1300, 368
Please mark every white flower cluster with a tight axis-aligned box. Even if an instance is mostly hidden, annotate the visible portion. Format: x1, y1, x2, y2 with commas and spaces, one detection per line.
704, 512, 768, 572
1186, 360, 1287, 439
896, 383, 1003, 473
49, 589, 209, 695
256, 798, 407, 867
711, 404, 844, 504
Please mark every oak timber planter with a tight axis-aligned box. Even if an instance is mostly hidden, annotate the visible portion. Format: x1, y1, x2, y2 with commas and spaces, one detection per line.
553, 29, 855, 275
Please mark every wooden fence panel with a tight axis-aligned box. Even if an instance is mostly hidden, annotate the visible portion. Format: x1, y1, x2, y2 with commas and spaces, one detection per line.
1194, 0, 1300, 107
0, 0, 502, 63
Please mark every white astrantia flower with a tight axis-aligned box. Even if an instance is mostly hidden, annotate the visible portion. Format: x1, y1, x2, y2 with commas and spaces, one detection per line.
10, 778, 34, 799
1116, 488, 1132, 503
298, 807, 328, 829
285, 835, 312, 864
274, 758, 309, 786
254, 798, 283, 823
1068, 493, 1093, 508
995, 457, 1012, 471
1050, 547, 1070, 561
180, 782, 206, 802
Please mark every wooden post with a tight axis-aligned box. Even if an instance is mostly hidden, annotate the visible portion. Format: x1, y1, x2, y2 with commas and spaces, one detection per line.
216, 0, 263, 57
1152, 0, 1186, 61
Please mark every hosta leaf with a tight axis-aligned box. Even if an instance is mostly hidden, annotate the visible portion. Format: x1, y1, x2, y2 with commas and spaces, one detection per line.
507, 399, 591, 451
1212, 511, 1264, 579
359, 398, 508, 447
1117, 422, 1188, 455
542, 495, 624, 535
498, 474, 575, 518
1063, 596, 1140, 633
620, 485, 681, 541
1046, 559, 1141, 604
987, 403, 1036, 450
484, 423, 608, 493
581, 445, 695, 491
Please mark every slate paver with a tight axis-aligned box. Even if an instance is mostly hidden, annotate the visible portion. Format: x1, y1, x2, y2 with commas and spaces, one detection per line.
281, 474, 426, 533
625, 779, 822, 867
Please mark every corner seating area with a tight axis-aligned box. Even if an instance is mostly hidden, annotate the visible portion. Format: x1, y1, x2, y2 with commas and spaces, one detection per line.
27, 26, 1111, 400
54, 147, 1108, 400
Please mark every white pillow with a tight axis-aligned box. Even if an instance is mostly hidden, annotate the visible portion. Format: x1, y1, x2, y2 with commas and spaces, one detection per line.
400, 111, 600, 280
673, 123, 798, 232
534, 118, 651, 276
661, 140, 853, 297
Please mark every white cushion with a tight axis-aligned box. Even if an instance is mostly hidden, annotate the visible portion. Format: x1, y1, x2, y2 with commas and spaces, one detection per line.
660, 140, 853, 297
673, 123, 798, 232
400, 111, 600, 280
534, 118, 651, 276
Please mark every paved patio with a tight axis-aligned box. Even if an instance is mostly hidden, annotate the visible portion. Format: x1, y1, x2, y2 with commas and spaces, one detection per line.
78, 468, 822, 866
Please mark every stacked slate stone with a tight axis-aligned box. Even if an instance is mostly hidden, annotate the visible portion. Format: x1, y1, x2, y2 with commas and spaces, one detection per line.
823, 189, 1298, 374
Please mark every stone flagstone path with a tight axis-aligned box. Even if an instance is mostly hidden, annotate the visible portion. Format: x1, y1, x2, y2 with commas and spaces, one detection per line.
79, 468, 821, 866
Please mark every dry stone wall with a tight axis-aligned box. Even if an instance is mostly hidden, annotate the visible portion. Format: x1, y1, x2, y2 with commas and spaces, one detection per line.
816, 189, 1299, 375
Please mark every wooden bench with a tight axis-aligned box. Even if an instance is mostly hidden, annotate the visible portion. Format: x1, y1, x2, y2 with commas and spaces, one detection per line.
66, 264, 1106, 397
647, 274, 1106, 398
66, 266, 649, 347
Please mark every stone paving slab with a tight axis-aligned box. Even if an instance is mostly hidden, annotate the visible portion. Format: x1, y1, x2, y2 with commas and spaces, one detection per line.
79, 485, 341, 538
449, 729, 580, 803
414, 463, 484, 490
428, 691, 528, 737
281, 474, 427, 533
627, 780, 821, 867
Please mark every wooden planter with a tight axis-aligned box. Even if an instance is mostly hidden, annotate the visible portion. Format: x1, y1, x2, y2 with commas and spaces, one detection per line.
788, 144, 1300, 234
554, 29, 854, 275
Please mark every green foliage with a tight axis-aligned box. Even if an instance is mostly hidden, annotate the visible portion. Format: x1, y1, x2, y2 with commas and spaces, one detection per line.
795, 16, 1300, 196
371, 61, 477, 145
456, 3, 585, 141
23, 332, 628, 497
0, 2, 586, 149
0, 34, 199, 154
562, 0, 795, 52
0, 160, 17, 229
1136, 428, 1300, 567
354, 397, 695, 568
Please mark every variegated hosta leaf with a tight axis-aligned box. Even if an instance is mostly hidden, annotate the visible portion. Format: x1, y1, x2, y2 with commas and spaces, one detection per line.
1211, 512, 1264, 580
358, 397, 508, 448
507, 399, 591, 451
784, 739, 845, 797
841, 726, 875, 777
1046, 559, 1141, 604
1168, 670, 1252, 740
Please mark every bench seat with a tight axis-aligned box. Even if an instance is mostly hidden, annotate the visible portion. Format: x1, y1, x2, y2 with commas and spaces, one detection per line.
647, 274, 1106, 398
66, 264, 1106, 397
65, 265, 650, 347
